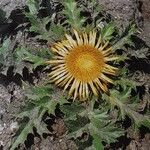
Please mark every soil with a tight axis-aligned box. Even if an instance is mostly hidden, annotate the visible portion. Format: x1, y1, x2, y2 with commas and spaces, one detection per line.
0, 0, 150, 150
139, 0, 150, 47
0, 0, 26, 18
98, 0, 140, 27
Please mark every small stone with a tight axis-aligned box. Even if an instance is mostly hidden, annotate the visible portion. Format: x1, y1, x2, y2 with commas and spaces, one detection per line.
0, 107, 6, 114
10, 122, 19, 132
0, 141, 3, 146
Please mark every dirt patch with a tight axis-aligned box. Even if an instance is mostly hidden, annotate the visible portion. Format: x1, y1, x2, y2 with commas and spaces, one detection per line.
98, 0, 140, 27
0, 79, 24, 149
0, 0, 26, 18
139, 0, 150, 47
126, 129, 150, 150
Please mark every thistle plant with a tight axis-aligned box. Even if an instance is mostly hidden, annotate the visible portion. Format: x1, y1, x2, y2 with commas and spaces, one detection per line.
6, 0, 150, 150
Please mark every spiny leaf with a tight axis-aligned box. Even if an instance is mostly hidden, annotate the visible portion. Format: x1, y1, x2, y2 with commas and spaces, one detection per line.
25, 0, 65, 42
0, 38, 10, 55
46, 23, 65, 43
13, 46, 51, 75
100, 23, 115, 42
102, 87, 131, 118
92, 134, 104, 150
61, 102, 85, 121
66, 116, 89, 138
63, 0, 85, 31
1, 36, 48, 75
26, 0, 39, 15
128, 48, 150, 59
77, 0, 103, 29
25, 11, 65, 43
0, 38, 15, 74
125, 106, 150, 129
10, 121, 34, 150
11, 84, 66, 150
63, 101, 123, 147
88, 108, 124, 144
61, 103, 89, 138
114, 77, 136, 90
0, 38, 9, 65
15, 46, 46, 69
11, 108, 49, 150
89, 122, 124, 144
25, 84, 53, 100
25, 13, 49, 34
88, 110, 110, 126
0, 9, 6, 24
36, 22, 65, 43
112, 24, 137, 51
103, 86, 150, 128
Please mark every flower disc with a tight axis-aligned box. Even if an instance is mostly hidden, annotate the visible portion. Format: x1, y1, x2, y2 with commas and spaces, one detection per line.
65, 45, 105, 82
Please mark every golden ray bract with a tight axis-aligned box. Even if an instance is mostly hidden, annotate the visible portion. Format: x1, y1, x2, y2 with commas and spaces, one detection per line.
47, 29, 118, 100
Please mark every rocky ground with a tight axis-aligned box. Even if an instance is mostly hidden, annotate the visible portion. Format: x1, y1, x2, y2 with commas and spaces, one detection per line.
0, 0, 150, 150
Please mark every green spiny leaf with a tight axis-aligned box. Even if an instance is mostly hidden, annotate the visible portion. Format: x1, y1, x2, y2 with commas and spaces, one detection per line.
112, 24, 137, 51
92, 134, 104, 150
15, 46, 46, 69
63, 101, 124, 146
100, 23, 115, 42
0, 38, 10, 65
103, 85, 150, 128
63, 0, 85, 31
0, 38, 15, 73
115, 77, 136, 90
61, 102, 89, 138
25, 0, 65, 42
10, 120, 34, 150
25, 84, 53, 100
25, 11, 65, 42
88, 106, 124, 145
125, 106, 150, 129
66, 116, 89, 138
26, 0, 39, 15
102, 87, 131, 118
11, 83, 66, 149
0, 37, 20, 75
128, 48, 150, 59
61, 102, 85, 121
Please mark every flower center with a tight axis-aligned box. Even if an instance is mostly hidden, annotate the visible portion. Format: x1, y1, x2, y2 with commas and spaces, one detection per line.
76, 54, 94, 69
65, 45, 105, 82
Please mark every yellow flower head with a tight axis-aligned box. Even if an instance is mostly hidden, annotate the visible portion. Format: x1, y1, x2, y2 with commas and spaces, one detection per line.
47, 30, 119, 100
